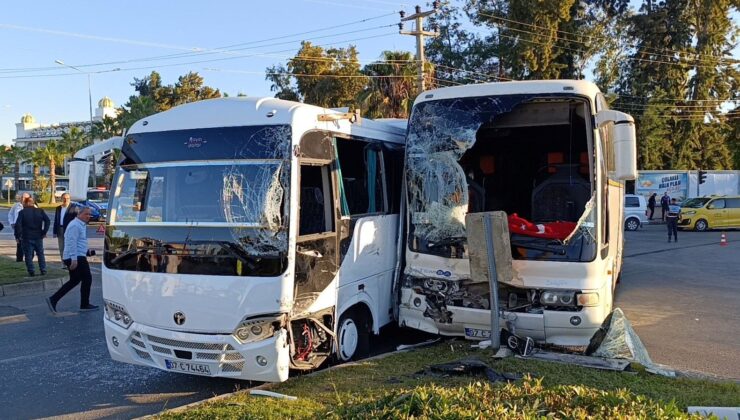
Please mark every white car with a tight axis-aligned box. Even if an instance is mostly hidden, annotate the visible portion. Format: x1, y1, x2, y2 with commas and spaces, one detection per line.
53, 185, 68, 198
624, 194, 649, 231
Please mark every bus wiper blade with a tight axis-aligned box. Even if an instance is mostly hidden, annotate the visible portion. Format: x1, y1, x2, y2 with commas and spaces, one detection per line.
427, 237, 466, 248
510, 237, 568, 255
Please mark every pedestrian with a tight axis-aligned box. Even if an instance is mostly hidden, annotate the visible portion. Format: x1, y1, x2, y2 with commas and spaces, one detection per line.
46, 206, 99, 312
660, 192, 671, 221
8, 192, 31, 262
13, 196, 50, 276
53, 192, 72, 263
666, 198, 681, 243
648, 193, 657, 220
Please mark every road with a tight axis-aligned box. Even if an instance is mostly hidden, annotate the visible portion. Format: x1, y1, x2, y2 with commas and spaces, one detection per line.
1, 209, 738, 418
616, 223, 740, 379
0, 207, 430, 419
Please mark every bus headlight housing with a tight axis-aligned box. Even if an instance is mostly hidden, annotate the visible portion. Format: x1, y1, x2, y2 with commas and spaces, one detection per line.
104, 300, 133, 329
576, 292, 600, 307
233, 315, 281, 344
540, 290, 577, 307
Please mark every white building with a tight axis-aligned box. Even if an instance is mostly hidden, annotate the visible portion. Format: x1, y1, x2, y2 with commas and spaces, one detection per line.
8, 97, 118, 189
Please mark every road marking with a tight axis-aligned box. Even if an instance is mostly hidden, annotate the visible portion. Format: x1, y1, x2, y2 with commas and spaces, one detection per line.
0, 348, 67, 364
624, 242, 719, 258
0, 314, 29, 325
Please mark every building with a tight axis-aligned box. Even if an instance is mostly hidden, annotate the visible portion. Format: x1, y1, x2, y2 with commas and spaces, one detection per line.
4, 97, 118, 191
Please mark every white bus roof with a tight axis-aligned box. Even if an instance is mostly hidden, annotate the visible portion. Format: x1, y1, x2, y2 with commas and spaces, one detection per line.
128, 96, 406, 144
413, 80, 602, 106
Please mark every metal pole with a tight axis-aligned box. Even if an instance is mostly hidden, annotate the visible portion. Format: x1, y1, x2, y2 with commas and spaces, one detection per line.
87, 73, 96, 188
416, 14, 425, 93
483, 214, 501, 351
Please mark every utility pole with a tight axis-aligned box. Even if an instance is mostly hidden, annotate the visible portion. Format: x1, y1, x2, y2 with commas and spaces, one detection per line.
399, 3, 440, 94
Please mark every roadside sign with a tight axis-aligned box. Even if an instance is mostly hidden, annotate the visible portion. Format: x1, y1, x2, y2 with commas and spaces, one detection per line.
97, 224, 105, 234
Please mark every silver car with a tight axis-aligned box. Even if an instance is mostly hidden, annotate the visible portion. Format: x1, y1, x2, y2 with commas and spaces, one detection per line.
624, 194, 649, 231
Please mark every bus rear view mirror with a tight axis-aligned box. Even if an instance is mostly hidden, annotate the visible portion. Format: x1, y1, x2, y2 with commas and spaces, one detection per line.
595, 110, 637, 181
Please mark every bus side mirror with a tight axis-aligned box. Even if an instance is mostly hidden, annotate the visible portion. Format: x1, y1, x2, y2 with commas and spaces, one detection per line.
595, 110, 637, 181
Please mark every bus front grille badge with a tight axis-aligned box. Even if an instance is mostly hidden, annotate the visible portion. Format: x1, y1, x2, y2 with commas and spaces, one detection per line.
174, 311, 186, 326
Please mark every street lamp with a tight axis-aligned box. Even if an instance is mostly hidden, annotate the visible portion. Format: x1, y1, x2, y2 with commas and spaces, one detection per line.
55, 59, 97, 187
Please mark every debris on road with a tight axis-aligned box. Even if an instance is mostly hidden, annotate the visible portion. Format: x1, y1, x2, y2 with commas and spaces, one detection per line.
249, 390, 298, 401
419, 358, 523, 383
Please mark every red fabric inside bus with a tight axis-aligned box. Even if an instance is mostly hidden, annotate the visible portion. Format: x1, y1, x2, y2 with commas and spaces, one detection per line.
508, 213, 577, 240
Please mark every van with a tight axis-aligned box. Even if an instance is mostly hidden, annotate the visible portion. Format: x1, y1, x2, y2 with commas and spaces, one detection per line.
679, 195, 740, 231
624, 194, 648, 231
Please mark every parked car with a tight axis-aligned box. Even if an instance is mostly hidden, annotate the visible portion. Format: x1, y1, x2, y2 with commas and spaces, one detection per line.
67, 201, 103, 222
624, 194, 649, 231
82, 188, 109, 221
679, 195, 740, 231
53, 185, 68, 198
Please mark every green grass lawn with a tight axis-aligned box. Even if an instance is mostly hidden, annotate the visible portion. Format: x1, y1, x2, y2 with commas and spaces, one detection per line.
0, 255, 67, 285
159, 341, 740, 419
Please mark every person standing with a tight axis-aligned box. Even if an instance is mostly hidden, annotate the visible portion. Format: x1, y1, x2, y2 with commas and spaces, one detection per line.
46, 207, 99, 312
660, 192, 671, 221
666, 198, 681, 243
647, 193, 657, 220
13, 197, 50, 276
8, 192, 31, 262
53, 193, 72, 262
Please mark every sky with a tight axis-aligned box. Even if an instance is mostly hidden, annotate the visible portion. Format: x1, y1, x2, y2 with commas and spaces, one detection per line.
1, 1, 737, 146
0, 0, 419, 145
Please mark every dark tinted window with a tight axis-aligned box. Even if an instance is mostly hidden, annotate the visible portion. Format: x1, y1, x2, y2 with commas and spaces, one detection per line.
335, 138, 385, 216
625, 196, 640, 207
726, 198, 740, 209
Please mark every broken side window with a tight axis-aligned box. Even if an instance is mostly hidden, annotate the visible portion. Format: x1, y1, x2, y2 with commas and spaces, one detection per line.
335, 138, 386, 216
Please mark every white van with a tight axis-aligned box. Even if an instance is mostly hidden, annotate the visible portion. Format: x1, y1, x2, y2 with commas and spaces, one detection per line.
624, 194, 648, 231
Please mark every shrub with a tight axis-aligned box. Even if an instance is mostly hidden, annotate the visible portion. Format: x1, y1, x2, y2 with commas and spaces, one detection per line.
330, 377, 700, 419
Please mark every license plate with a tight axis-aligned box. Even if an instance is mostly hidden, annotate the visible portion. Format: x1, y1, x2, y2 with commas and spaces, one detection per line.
464, 327, 491, 339
164, 359, 212, 376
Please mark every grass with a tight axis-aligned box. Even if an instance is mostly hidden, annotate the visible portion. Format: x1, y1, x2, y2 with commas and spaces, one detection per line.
158, 341, 740, 419
0, 255, 67, 285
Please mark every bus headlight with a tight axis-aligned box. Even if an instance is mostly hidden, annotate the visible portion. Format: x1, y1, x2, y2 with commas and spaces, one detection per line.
540, 291, 577, 307
233, 315, 280, 344
104, 300, 133, 329
576, 292, 600, 307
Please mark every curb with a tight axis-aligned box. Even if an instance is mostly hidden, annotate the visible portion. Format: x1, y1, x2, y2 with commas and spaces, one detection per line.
0, 276, 66, 297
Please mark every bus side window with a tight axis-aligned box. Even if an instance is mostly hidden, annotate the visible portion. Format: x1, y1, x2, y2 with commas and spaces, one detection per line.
335, 137, 386, 216
299, 164, 335, 236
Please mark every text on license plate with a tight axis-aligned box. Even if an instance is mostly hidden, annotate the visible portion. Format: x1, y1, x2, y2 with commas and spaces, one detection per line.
464, 328, 491, 339
165, 359, 212, 375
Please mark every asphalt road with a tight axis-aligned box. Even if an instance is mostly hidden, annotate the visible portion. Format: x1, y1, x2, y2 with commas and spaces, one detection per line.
1, 209, 738, 418
616, 223, 740, 379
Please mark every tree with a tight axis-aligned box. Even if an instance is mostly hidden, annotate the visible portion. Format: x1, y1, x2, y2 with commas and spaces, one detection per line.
118, 95, 158, 131
358, 51, 417, 118
37, 140, 67, 204
266, 41, 367, 108
60, 126, 89, 155
4, 146, 30, 192
29, 148, 46, 192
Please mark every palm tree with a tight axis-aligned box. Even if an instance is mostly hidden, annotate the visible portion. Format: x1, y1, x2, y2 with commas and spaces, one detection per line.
358, 51, 418, 119
38, 140, 68, 204
29, 148, 46, 192
92, 116, 123, 187
5, 145, 31, 192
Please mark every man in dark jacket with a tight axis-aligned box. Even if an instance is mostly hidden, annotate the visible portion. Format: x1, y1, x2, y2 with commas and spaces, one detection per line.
53, 193, 72, 261
14, 197, 50, 276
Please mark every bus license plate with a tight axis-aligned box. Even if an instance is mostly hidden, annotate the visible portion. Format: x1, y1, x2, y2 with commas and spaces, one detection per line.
464, 328, 491, 339
165, 359, 212, 376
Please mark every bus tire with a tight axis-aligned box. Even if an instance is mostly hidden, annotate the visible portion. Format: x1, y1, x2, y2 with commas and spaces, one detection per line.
694, 219, 708, 232
336, 308, 370, 362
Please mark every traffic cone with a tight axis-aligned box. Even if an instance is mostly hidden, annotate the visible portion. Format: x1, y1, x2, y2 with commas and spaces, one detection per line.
720, 233, 728, 247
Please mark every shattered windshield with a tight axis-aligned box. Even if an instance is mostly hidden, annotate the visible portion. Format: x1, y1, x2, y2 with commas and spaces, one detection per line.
105, 125, 291, 276
405, 94, 596, 262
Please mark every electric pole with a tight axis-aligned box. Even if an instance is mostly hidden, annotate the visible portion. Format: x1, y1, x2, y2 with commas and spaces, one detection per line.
399, 3, 439, 94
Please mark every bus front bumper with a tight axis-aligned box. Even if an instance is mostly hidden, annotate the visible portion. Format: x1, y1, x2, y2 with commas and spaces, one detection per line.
104, 319, 290, 382
398, 288, 606, 347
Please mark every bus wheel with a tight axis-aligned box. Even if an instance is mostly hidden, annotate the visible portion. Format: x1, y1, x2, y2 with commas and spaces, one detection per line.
337, 309, 369, 362
694, 219, 708, 232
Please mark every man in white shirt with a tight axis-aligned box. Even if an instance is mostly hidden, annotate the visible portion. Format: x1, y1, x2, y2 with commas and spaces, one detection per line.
8, 192, 31, 262
46, 206, 99, 312
52, 193, 72, 262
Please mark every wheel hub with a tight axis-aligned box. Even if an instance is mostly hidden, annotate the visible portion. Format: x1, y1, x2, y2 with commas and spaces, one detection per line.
338, 318, 359, 361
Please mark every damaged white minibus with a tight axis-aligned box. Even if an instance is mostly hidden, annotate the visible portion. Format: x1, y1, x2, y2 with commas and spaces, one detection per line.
101, 97, 405, 381
397, 80, 637, 347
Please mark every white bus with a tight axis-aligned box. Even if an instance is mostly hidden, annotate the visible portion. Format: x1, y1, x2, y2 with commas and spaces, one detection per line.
397, 80, 637, 347
100, 97, 405, 382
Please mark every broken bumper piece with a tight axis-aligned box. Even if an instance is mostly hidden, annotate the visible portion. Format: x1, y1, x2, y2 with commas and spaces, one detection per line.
399, 288, 606, 347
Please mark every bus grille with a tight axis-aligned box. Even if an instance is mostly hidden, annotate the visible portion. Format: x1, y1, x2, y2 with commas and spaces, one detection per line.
128, 332, 245, 375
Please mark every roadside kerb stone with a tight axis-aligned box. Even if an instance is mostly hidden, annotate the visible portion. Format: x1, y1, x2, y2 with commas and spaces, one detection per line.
1, 276, 65, 297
